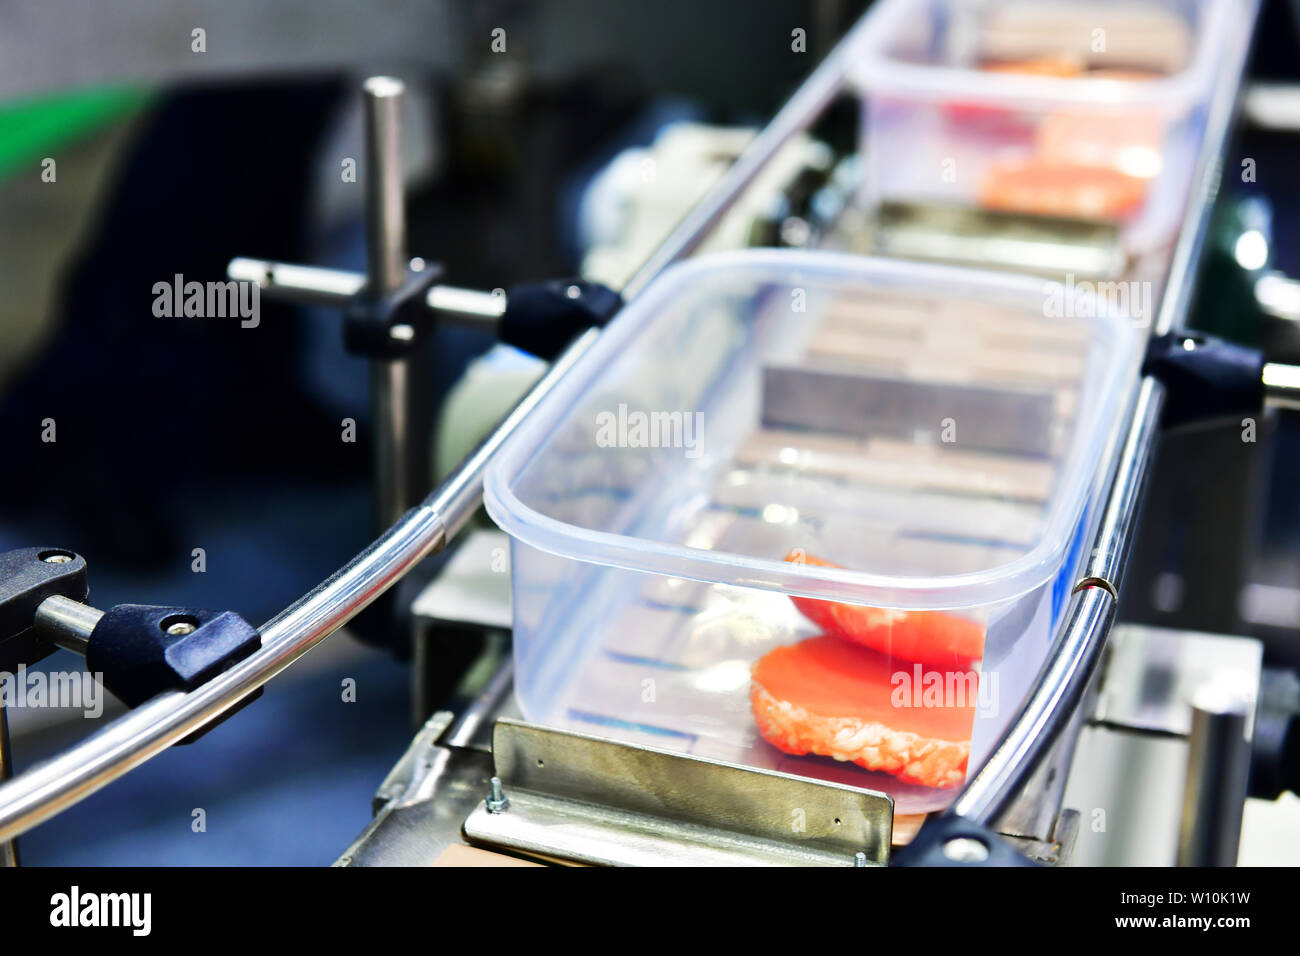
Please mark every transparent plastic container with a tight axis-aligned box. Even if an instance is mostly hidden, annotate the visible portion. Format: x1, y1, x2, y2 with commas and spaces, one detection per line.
850, 0, 1234, 253
485, 250, 1138, 812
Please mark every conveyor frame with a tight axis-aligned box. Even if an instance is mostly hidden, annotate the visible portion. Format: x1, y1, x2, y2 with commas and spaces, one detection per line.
0, 2, 1262, 853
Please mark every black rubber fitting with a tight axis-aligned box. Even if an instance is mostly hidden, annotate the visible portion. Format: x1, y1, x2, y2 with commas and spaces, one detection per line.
1142, 331, 1265, 430
499, 279, 621, 360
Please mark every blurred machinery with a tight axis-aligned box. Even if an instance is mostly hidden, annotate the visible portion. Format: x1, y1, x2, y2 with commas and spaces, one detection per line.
2, 0, 1300, 868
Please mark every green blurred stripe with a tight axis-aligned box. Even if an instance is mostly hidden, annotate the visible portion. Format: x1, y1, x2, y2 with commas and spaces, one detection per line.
0, 87, 151, 180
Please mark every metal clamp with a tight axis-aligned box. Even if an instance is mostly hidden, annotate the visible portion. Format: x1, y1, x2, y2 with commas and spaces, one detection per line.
892, 813, 1037, 867
0, 548, 89, 672
34, 596, 263, 740
229, 76, 442, 530
0, 546, 90, 867
342, 262, 443, 360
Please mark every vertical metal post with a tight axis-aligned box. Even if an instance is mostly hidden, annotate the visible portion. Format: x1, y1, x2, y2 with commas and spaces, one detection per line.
362, 76, 415, 530
0, 704, 17, 866
1178, 683, 1252, 866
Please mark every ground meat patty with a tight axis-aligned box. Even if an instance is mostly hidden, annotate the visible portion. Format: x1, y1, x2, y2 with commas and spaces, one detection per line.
751, 635, 977, 789
979, 159, 1147, 221
785, 550, 986, 668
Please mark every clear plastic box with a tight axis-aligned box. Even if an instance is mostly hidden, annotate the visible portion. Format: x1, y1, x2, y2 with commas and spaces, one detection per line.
485, 250, 1138, 812
850, 0, 1234, 253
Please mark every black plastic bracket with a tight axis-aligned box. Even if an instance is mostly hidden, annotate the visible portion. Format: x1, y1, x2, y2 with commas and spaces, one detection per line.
1142, 331, 1265, 431
891, 813, 1039, 867
1250, 667, 1300, 800
343, 263, 444, 359
499, 278, 622, 361
86, 604, 262, 723
0, 547, 89, 673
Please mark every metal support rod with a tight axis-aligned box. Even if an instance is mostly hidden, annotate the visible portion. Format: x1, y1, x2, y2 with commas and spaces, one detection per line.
0, 595, 106, 863
363, 76, 415, 530
363, 77, 408, 293
371, 359, 411, 530
444, 656, 516, 751
33, 595, 104, 656
1177, 683, 1251, 866
0, 705, 16, 866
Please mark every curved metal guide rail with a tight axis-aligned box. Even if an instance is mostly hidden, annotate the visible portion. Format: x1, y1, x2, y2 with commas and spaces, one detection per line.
0, 4, 1260, 844
953, 0, 1260, 826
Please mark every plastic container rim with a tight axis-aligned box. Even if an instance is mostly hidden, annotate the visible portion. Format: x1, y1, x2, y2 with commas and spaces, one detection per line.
847, 0, 1234, 112
483, 249, 1139, 611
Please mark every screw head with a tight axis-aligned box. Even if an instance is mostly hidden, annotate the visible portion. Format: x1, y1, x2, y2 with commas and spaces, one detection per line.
160, 614, 200, 637
780, 216, 812, 247
565, 284, 581, 299
942, 837, 990, 863
390, 323, 416, 342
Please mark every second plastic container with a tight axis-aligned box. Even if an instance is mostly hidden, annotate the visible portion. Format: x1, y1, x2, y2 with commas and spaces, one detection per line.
850, 0, 1236, 253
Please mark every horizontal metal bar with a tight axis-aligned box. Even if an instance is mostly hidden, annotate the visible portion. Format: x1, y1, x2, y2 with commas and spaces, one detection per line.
425, 284, 506, 326
227, 257, 360, 305
1255, 272, 1300, 322
227, 257, 504, 331
33, 596, 103, 656
1242, 82, 1300, 132
1263, 361, 1300, 411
